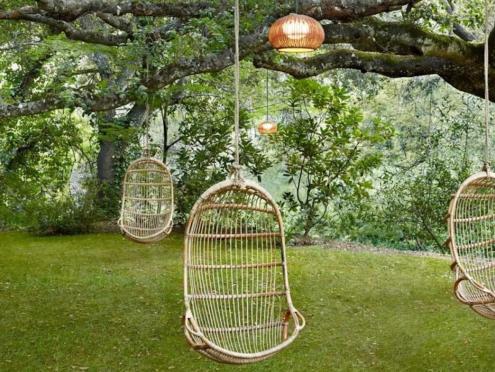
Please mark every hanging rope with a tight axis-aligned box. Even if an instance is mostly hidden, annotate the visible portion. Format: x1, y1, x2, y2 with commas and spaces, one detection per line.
484, 0, 491, 170
232, 0, 241, 177
143, 54, 151, 154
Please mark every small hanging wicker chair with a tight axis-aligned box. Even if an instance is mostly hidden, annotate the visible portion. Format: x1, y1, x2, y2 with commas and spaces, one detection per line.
447, 170, 495, 319
119, 152, 174, 243
183, 177, 305, 364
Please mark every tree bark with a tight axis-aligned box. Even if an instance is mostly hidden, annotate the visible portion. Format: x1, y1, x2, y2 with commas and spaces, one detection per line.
96, 138, 115, 185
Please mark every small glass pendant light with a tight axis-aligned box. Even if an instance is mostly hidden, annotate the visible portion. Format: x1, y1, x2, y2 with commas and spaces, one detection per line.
258, 70, 278, 135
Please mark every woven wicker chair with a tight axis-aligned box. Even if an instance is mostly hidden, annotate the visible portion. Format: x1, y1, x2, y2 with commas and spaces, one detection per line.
183, 177, 305, 364
447, 170, 495, 319
119, 154, 174, 243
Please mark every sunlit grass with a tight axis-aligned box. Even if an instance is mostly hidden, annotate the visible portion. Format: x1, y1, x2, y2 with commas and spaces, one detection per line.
0, 232, 494, 371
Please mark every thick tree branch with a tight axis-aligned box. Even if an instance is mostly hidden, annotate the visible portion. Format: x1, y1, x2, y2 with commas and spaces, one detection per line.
14, 51, 53, 99
0, 96, 66, 118
0, 8, 187, 46
254, 49, 452, 79
4, 1, 421, 23
0, 28, 269, 119
0, 8, 129, 45
96, 12, 133, 34
323, 19, 478, 57
0, 0, 426, 48
0, 90, 135, 118
444, 0, 476, 42
253, 49, 494, 101
35, 0, 216, 21
301, 0, 423, 21
147, 25, 271, 90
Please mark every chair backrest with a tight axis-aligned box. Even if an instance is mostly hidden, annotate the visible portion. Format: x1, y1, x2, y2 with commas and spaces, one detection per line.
448, 171, 495, 315
119, 157, 174, 243
183, 178, 304, 363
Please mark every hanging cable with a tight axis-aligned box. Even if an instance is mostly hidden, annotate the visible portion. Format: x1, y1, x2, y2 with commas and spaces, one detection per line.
144, 55, 150, 153
484, 0, 491, 170
233, 0, 241, 175
266, 69, 270, 121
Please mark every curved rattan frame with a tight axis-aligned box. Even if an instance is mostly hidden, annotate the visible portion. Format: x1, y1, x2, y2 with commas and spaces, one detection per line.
183, 177, 305, 364
447, 170, 495, 319
119, 156, 174, 244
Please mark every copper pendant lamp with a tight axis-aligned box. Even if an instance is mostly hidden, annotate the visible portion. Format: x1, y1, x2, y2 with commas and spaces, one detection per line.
258, 70, 278, 135
268, 13, 325, 53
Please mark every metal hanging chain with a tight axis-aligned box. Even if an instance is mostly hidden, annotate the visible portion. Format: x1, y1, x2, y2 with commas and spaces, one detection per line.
233, 0, 241, 173
484, 0, 492, 170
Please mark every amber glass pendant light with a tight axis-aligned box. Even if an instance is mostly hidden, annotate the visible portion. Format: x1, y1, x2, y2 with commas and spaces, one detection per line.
258, 70, 278, 135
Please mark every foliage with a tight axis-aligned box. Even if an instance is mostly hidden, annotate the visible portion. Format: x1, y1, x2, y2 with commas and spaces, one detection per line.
0, 111, 93, 230
405, 0, 485, 36
333, 75, 487, 251
23, 181, 104, 235
344, 159, 470, 252
173, 92, 271, 223
273, 79, 394, 240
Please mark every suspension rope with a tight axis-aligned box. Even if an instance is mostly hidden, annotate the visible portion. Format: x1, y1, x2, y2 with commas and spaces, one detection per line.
141, 50, 152, 154
484, 0, 491, 170
266, 69, 269, 121
233, 0, 241, 175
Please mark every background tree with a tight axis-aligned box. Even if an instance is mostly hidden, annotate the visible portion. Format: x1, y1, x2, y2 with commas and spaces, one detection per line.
274, 79, 394, 242
172, 92, 271, 223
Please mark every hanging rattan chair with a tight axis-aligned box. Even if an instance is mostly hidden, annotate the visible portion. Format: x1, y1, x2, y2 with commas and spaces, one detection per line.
183, 177, 305, 364
447, 170, 495, 319
119, 152, 174, 243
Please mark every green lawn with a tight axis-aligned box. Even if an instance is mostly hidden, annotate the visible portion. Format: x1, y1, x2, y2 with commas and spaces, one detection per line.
0, 232, 493, 371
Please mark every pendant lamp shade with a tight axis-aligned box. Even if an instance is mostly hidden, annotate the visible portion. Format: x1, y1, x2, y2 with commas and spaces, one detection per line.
268, 14, 325, 53
258, 120, 278, 135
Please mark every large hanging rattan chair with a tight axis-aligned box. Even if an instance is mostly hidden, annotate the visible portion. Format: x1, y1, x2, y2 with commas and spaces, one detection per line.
183, 177, 305, 364
447, 170, 495, 319
119, 152, 174, 243
446, 0, 495, 320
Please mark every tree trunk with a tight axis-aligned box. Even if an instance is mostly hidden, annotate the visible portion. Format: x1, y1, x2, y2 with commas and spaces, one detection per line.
96, 139, 115, 185
94, 103, 148, 213
301, 214, 314, 245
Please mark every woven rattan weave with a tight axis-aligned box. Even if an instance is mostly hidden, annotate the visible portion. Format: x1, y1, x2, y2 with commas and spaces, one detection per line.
447, 171, 495, 319
183, 178, 305, 363
119, 155, 174, 243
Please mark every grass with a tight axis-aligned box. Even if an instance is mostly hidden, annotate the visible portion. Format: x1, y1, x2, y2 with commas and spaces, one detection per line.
0, 232, 494, 371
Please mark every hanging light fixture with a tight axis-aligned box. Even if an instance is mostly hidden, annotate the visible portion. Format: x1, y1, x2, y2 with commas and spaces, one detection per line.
258, 70, 278, 135
258, 119, 278, 135
268, 13, 325, 53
